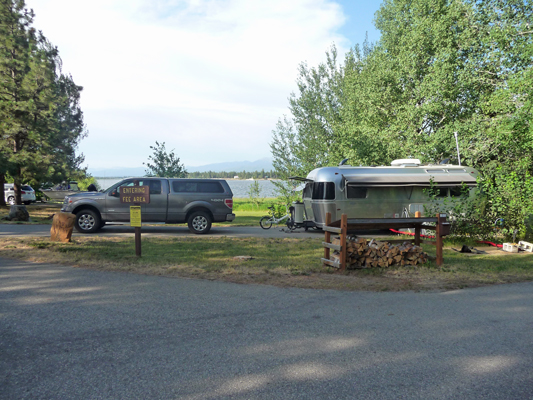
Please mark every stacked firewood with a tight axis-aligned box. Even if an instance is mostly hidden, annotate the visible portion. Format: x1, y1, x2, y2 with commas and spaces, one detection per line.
329, 237, 428, 268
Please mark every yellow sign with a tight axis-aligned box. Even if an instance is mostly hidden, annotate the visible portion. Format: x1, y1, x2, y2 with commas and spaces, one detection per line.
130, 206, 142, 227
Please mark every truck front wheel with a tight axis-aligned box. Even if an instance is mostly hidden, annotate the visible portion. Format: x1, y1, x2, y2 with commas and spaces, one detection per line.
187, 211, 212, 234
75, 209, 102, 234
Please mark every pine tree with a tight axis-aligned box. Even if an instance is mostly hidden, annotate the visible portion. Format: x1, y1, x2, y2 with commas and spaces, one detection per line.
0, 0, 86, 205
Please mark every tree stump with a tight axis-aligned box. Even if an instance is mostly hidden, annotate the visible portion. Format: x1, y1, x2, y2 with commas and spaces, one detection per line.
50, 212, 76, 242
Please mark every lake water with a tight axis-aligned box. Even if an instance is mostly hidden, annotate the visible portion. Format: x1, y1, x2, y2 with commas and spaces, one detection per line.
95, 178, 280, 198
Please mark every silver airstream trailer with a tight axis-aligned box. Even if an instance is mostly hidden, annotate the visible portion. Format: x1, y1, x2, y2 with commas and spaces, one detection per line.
292, 159, 478, 228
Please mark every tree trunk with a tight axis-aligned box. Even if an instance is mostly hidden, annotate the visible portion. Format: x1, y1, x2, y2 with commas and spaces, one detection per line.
0, 173, 5, 206
13, 139, 22, 205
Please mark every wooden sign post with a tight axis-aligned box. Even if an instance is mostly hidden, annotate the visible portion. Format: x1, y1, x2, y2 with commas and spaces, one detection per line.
120, 183, 150, 257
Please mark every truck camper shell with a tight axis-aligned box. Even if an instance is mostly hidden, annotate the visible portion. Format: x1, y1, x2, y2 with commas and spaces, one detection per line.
292, 159, 478, 228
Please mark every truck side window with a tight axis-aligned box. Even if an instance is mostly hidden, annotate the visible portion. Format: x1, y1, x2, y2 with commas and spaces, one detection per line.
347, 186, 367, 199
198, 182, 224, 193
173, 182, 197, 192
109, 180, 134, 197
149, 180, 162, 195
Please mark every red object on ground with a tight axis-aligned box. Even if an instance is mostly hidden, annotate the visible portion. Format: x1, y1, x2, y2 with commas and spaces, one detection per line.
477, 240, 503, 248
389, 229, 435, 239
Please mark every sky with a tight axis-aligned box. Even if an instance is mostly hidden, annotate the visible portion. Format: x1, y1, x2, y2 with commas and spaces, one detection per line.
28, 0, 383, 172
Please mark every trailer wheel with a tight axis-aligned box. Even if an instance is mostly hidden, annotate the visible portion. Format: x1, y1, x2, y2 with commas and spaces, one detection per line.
286, 220, 296, 231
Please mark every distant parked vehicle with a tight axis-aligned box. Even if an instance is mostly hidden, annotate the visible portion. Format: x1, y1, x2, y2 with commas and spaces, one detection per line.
61, 177, 235, 234
41, 181, 80, 201
4, 184, 37, 205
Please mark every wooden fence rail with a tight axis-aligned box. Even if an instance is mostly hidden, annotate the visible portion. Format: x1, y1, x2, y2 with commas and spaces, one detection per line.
321, 213, 449, 270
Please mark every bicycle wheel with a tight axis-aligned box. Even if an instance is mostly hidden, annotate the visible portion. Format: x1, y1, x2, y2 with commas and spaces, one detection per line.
260, 216, 273, 229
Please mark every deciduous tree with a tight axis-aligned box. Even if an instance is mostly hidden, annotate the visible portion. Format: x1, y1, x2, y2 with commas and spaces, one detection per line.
144, 141, 187, 178
272, 0, 533, 237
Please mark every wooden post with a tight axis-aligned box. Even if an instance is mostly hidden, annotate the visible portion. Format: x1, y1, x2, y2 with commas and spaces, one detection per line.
134, 181, 141, 257
324, 212, 331, 261
340, 213, 348, 271
135, 226, 141, 257
436, 213, 445, 266
414, 211, 421, 246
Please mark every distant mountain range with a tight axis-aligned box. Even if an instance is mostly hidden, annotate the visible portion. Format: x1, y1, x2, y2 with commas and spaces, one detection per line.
88, 158, 274, 177
187, 158, 274, 173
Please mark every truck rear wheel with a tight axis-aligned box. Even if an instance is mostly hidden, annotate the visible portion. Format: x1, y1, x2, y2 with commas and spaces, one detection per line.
75, 209, 101, 234
187, 211, 212, 234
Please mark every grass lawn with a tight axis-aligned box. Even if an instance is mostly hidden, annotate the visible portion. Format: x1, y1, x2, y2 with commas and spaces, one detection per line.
1, 233, 532, 292
2, 199, 533, 291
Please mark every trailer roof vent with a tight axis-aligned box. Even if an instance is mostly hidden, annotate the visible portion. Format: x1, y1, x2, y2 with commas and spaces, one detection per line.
391, 159, 421, 167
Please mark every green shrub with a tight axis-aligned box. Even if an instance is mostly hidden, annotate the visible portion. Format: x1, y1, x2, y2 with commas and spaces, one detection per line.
424, 167, 533, 242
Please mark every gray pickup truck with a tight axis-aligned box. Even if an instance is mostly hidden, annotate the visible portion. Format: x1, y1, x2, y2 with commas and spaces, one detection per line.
61, 178, 235, 234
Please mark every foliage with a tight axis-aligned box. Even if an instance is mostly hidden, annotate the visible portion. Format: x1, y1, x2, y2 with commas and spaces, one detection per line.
247, 180, 262, 209
424, 169, 533, 242
0, 0, 86, 204
478, 168, 533, 240
271, 181, 302, 211
144, 141, 187, 178
271, 0, 533, 239
232, 197, 276, 212
270, 46, 346, 194
266, 203, 288, 219
76, 175, 100, 192
423, 181, 492, 239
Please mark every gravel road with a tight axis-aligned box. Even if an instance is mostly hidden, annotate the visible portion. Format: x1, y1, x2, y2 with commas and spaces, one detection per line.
1, 257, 532, 399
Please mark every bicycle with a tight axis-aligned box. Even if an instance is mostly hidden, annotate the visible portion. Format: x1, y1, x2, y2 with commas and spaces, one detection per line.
259, 206, 295, 230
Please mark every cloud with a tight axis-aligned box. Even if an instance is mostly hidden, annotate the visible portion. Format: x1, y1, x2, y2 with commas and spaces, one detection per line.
28, 0, 350, 169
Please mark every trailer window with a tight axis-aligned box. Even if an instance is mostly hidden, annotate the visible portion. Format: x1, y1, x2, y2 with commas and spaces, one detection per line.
303, 183, 313, 199
312, 182, 335, 200
434, 188, 448, 197
347, 186, 367, 199
450, 186, 467, 197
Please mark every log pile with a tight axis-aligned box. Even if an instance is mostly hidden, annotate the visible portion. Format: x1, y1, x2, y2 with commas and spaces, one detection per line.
329, 237, 428, 268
